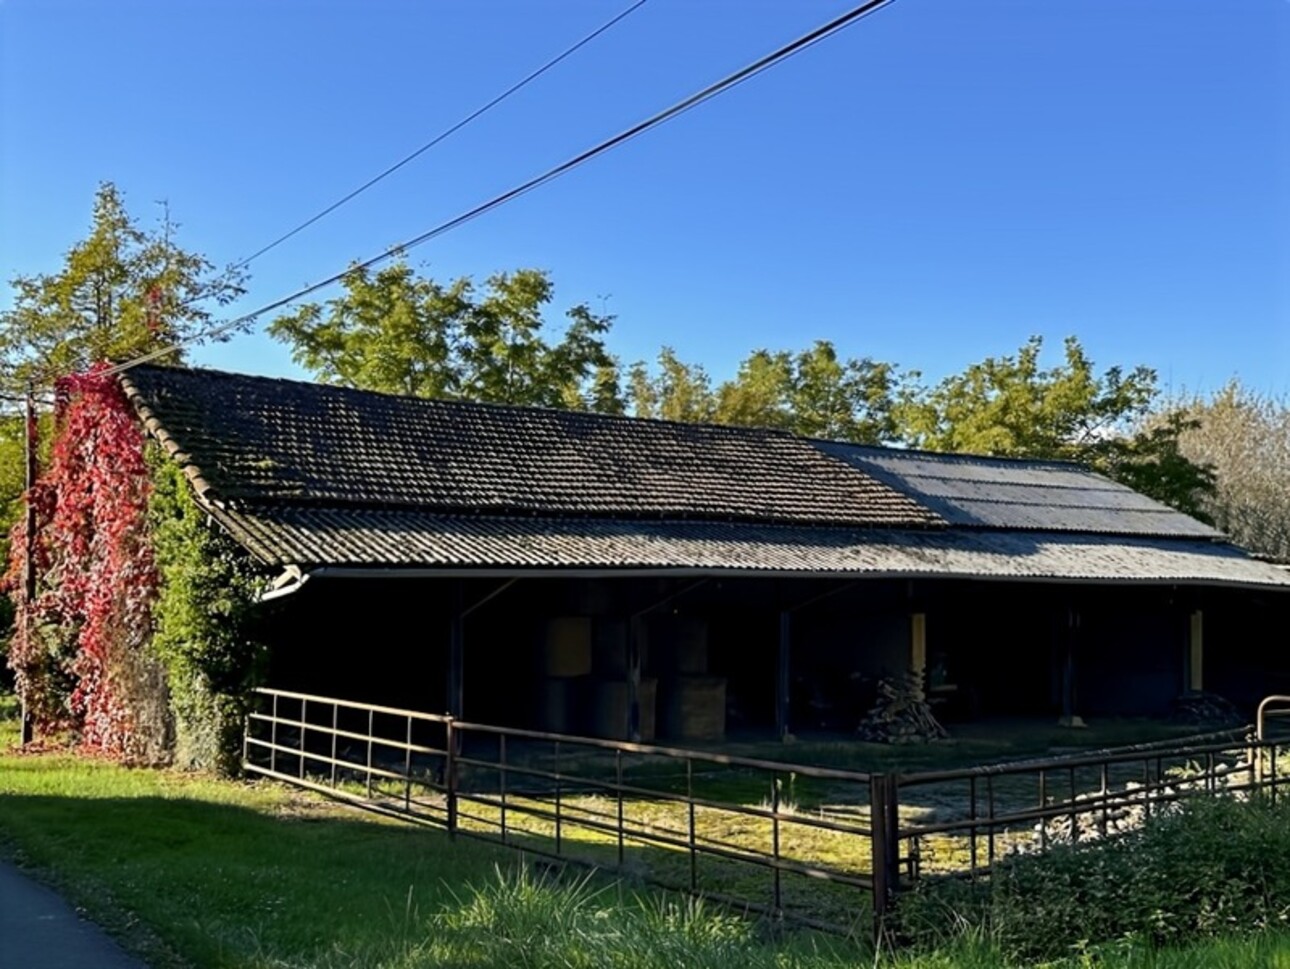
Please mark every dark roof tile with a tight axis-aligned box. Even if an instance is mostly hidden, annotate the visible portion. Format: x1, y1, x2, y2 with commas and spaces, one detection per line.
121, 364, 940, 528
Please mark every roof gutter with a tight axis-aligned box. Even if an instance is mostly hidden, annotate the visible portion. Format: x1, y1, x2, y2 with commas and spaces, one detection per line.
279, 564, 1290, 593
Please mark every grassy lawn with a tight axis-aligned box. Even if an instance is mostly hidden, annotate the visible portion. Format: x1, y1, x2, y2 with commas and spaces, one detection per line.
4, 710, 1290, 968
0, 718, 510, 968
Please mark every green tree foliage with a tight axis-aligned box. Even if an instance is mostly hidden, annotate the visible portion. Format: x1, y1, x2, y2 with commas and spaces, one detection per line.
268, 259, 1216, 519
149, 453, 266, 772
896, 336, 1156, 457
268, 263, 622, 411
630, 341, 904, 443
0, 182, 246, 392
895, 336, 1215, 517
0, 182, 244, 562
627, 347, 717, 423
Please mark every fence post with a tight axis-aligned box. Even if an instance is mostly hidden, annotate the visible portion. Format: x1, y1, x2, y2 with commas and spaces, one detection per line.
870, 773, 900, 943
446, 718, 458, 838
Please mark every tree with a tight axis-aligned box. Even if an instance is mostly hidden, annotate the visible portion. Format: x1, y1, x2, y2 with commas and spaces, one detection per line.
894, 336, 1215, 517
0, 184, 243, 668
0, 182, 246, 393
1170, 383, 1290, 559
628, 341, 905, 444
268, 264, 623, 412
626, 348, 717, 423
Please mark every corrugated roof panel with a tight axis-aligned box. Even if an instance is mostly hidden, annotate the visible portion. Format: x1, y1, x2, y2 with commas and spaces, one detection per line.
208, 505, 1290, 589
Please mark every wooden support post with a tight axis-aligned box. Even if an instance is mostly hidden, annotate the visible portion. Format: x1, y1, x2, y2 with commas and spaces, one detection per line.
448, 581, 464, 720
777, 611, 791, 741
1058, 606, 1085, 728
910, 612, 927, 677
1187, 610, 1204, 694
627, 615, 644, 742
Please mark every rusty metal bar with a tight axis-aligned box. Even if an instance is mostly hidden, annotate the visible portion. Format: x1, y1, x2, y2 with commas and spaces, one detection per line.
299, 698, 308, 780
901, 727, 1251, 785
500, 734, 508, 844
554, 739, 563, 856
450, 717, 874, 782
330, 703, 339, 787
404, 715, 414, 809
1069, 766, 1078, 843
1099, 762, 1108, 837
986, 774, 995, 865
1038, 768, 1047, 849
446, 719, 458, 838
869, 774, 892, 936
771, 772, 782, 916
968, 775, 977, 873
253, 687, 453, 724
688, 758, 697, 892
616, 749, 625, 866
270, 693, 279, 774
1257, 696, 1290, 741
365, 708, 375, 799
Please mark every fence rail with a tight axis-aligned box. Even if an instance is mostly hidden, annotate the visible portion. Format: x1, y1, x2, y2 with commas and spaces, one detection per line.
243, 688, 1290, 937
242, 687, 880, 935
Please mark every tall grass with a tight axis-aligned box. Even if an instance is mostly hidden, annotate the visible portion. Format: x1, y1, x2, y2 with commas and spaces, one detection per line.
4, 716, 1290, 968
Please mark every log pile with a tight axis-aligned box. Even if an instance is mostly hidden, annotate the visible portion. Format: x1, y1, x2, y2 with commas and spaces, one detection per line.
1169, 691, 1243, 727
856, 670, 949, 744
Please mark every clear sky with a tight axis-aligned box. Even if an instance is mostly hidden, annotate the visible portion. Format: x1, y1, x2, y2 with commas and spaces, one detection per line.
2, 0, 1287, 396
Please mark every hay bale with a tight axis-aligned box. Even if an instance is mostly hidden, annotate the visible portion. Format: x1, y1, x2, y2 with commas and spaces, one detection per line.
544, 616, 592, 677
590, 678, 657, 741
660, 676, 726, 741
537, 676, 587, 734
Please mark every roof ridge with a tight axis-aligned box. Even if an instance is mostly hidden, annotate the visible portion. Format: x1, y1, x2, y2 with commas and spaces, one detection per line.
125, 361, 808, 442
812, 437, 1091, 470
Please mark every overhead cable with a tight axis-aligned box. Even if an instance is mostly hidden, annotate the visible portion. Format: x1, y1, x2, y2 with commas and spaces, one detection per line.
230, 0, 650, 272
97, 0, 899, 381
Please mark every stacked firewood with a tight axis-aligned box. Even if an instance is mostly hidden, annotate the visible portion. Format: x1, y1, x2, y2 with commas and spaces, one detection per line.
856, 669, 949, 744
1169, 691, 1243, 727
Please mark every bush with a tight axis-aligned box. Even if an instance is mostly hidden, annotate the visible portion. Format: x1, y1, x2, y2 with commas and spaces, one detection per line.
893, 795, 1290, 962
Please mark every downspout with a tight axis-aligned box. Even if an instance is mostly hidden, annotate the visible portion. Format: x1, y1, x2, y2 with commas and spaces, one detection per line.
259, 565, 311, 602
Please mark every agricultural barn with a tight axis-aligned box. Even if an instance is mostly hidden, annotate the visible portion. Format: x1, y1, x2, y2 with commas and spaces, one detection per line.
122, 364, 1290, 741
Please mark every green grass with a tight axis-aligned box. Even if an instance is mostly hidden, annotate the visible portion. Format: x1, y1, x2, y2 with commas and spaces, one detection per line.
0, 718, 510, 967
4, 710, 1290, 968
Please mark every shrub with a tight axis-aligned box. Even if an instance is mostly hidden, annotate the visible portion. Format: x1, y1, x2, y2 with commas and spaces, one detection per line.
893, 795, 1290, 962
149, 453, 266, 773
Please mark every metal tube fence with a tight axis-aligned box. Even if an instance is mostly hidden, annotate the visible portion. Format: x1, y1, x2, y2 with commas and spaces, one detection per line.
893, 725, 1289, 881
243, 688, 882, 935
243, 688, 1290, 936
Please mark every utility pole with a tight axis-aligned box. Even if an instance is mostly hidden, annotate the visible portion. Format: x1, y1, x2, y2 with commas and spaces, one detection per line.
20, 384, 36, 745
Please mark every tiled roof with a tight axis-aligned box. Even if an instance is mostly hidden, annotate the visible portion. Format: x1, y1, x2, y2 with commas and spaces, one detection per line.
120, 364, 938, 528
817, 442, 1222, 539
208, 504, 1290, 589
119, 363, 1282, 587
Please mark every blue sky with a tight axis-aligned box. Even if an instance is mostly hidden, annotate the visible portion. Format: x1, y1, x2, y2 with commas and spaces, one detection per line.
2, 0, 1287, 396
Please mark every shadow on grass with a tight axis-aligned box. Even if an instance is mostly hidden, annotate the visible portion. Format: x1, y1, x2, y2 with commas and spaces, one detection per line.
0, 791, 507, 968
0, 787, 866, 969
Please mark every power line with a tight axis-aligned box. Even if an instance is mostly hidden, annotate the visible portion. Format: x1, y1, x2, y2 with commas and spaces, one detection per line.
231, 0, 649, 272
97, 0, 899, 381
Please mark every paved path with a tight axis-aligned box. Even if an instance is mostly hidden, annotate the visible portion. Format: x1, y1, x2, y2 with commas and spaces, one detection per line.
0, 862, 147, 968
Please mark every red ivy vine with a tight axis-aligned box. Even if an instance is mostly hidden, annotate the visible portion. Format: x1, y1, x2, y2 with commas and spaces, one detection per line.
7, 364, 164, 760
